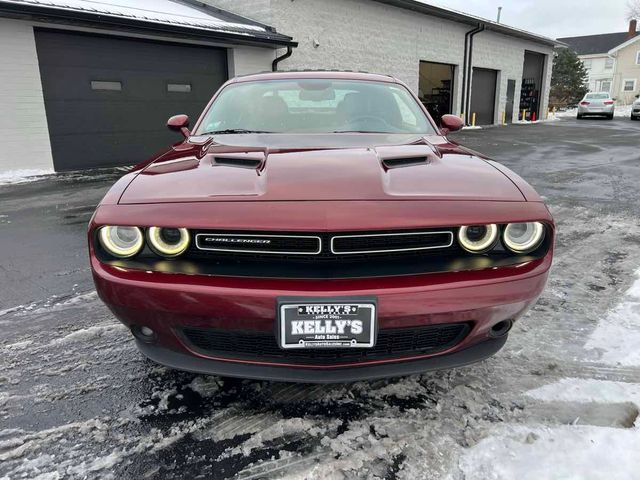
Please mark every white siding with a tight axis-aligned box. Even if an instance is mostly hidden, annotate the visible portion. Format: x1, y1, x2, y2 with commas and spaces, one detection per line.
0, 19, 54, 172
228, 46, 275, 77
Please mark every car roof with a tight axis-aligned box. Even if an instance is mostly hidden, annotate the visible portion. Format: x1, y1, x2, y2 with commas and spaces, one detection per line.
230, 70, 399, 84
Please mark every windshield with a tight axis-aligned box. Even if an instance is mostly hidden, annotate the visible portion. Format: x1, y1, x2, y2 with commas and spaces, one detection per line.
196, 79, 435, 135
585, 93, 610, 100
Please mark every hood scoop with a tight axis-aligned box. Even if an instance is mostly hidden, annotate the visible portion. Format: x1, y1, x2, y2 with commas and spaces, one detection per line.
375, 144, 435, 170
381, 156, 430, 169
210, 151, 266, 170
213, 156, 263, 169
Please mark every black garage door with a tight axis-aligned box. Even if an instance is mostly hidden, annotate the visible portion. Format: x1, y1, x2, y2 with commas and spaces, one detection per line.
34, 30, 228, 171
470, 68, 498, 126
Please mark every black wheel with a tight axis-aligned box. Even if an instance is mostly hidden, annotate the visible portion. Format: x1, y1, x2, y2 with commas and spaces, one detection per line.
607, 114, 614, 120
577, 113, 583, 119
631, 115, 638, 121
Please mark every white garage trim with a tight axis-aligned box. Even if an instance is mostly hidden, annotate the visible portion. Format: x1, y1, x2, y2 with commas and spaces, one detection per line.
0, 18, 54, 174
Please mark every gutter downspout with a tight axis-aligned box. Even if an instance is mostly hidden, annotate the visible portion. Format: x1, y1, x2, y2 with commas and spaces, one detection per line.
272, 46, 294, 71
461, 24, 484, 124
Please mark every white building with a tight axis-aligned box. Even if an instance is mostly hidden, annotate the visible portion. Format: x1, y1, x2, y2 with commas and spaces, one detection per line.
208, 0, 557, 126
0, 0, 558, 173
558, 20, 639, 102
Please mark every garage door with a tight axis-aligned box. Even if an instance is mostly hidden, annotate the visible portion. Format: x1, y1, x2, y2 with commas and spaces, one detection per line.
34, 30, 228, 171
470, 68, 497, 126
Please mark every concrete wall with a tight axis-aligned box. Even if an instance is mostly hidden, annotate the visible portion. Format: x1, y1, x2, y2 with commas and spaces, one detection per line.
0, 19, 54, 173
205, 0, 273, 24
204, 0, 554, 124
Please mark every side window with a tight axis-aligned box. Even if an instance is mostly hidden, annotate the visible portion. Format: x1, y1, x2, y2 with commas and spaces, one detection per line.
391, 90, 419, 127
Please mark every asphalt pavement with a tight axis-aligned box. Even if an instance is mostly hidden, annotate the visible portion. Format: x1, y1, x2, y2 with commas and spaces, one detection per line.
1, 117, 640, 479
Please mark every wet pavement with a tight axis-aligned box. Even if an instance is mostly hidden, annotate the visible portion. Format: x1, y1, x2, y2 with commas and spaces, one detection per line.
1, 117, 640, 479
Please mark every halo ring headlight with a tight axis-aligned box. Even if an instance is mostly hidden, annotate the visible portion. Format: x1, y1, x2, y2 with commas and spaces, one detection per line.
98, 226, 144, 258
147, 227, 190, 257
458, 224, 499, 253
503, 222, 545, 253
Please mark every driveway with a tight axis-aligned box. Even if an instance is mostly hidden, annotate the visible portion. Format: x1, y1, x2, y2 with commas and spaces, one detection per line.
1, 118, 640, 479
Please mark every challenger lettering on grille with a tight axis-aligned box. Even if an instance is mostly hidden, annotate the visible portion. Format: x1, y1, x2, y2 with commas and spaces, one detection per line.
205, 237, 271, 244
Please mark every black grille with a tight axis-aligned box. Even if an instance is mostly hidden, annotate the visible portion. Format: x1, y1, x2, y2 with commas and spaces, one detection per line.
181, 323, 470, 365
332, 231, 452, 254
192, 229, 456, 261
195, 233, 320, 254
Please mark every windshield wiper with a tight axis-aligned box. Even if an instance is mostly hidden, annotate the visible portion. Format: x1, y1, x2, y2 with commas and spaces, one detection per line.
201, 129, 274, 135
332, 130, 389, 133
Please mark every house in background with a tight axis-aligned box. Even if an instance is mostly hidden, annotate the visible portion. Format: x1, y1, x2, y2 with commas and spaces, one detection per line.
608, 25, 640, 104
559, 20, 639, 103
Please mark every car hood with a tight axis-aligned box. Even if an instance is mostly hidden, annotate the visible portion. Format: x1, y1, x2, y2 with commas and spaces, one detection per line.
119, 135, 525, 204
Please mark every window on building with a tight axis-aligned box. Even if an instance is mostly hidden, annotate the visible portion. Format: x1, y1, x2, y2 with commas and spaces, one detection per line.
605, 57, 614, 69
582, 59, 592, 69
636, 51, 640, 65
623, 79, 637, 91
599, 80, 612, 92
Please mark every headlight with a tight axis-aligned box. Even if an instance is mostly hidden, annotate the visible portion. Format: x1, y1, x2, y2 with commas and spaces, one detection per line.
98, 226, 144, 258
458, 224, 498, 253
503, 222, 545, 253
147, 227, 190, 257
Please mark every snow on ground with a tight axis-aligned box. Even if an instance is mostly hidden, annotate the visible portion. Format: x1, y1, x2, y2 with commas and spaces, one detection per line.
554, 104, 633, 118
527, 378, 640, 407
460, 424, 640, 480
585, 268, 640, 366
0, 169, 54, 186
458, 280, 640, 479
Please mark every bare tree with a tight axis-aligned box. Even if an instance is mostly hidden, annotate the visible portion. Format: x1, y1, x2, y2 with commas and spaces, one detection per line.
628, 0, 640, 20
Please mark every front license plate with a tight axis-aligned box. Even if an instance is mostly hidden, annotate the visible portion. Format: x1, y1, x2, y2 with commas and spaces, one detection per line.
278, 298, 377, 349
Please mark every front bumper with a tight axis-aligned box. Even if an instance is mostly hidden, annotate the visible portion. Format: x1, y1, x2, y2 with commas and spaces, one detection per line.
92, 250, 551, 381
135, 335, 508, 383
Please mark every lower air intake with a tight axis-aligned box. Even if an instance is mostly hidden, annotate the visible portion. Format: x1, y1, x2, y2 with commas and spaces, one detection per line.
181, 323, 471, 365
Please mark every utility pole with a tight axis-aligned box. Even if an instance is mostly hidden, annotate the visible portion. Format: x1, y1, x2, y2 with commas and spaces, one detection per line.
496, 6, 502, 23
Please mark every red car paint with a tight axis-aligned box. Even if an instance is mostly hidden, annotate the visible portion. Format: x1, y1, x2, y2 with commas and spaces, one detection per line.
89, 71, 554, 382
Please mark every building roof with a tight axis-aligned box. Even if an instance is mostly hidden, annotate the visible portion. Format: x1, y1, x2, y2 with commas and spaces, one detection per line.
0, 0, 296, 47
608, 32, 640, 55
557, 32, 633, 55
373, 0, 561, 47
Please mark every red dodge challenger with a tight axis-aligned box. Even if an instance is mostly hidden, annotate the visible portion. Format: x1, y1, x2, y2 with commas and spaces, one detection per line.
89, 71, 553, 383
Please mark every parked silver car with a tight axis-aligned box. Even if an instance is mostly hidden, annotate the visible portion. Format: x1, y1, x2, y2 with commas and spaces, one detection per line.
631, 95, 640, 121
577, 92, 615, 119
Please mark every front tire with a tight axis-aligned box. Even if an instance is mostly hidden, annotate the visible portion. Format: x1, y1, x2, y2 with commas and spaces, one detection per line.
577, 113, 583, 119
607, 114, 614, 120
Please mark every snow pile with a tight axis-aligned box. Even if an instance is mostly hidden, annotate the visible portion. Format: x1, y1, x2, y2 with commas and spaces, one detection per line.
460, 424, 640, 480
554, 104, 633, 118
585, 268, 640, 366
526, 378, 640, 410
0, 169, 54, 186
50, 323, 124, 346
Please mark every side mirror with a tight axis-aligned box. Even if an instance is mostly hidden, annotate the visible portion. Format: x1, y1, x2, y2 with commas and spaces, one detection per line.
440, 114, 464, 134
636, 94, 640, 99
167, 114, 190, 139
